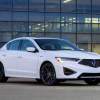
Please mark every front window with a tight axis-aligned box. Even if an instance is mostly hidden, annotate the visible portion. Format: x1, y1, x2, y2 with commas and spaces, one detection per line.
21, 39, 34, 51
35, 39, 80, 51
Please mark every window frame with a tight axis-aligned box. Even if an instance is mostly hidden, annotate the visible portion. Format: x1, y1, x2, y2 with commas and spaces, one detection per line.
20, 39, 35, 51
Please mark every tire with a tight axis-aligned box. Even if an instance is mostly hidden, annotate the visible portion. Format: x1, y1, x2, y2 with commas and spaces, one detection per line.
40, 62, 57, 86
84, 79, 99, 85
0, 65, 8, 83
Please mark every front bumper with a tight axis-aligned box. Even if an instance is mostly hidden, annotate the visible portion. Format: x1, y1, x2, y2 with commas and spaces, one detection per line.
55, 61, 100, 79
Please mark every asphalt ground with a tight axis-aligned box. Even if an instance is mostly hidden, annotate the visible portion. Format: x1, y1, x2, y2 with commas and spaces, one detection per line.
0, 78, 100, 100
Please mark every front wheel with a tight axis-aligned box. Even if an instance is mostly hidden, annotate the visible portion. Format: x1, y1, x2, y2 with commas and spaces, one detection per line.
40, 62, 57, 86
0, 66, 8, 83
84, 79, 99, 85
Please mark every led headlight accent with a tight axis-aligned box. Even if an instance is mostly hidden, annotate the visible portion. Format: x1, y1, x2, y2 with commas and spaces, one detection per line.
55, 57, 80, 63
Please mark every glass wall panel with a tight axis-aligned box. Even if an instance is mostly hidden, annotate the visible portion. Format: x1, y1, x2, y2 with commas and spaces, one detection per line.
77, 14, 91, 23
45, 23, 60, 32
45, 32, 60, 38
78, 43, 91, 51
61, 14, 76, 23
61, 23, 76, 33
0, 22, 11, 31
29, 23, 44, 32
92, 0, 100, 14
13, 22, 28, 32
13, 32, 28, 38
13, 12, 28, 21
92, 34, 100, 43
29, 12, 44, 22
0, 32, 12, 42
0, 0, 12, 11
45, 0, 60, 12
92, 43, 100, 54
77, 34, 91, 51
61, 0, 76, 13
92, 24, 99, 33
92, 33, 100, 55
31, 32, 44, 37
77, 24, 91, 33
92, 14, 100, 23
0, 12, 12, 21
77, 0, 91, 13
13, 0, 28, 11
62, 33, 76, 43
45, 13, 60, 22
29, 0, 44, 12
0, 11, 11, 21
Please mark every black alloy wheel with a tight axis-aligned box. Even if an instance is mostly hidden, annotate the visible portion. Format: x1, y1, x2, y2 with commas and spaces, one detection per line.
40, 62, 56, 86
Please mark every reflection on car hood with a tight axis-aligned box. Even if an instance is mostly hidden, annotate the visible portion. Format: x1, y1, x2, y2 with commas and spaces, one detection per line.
44, 50, 100, 59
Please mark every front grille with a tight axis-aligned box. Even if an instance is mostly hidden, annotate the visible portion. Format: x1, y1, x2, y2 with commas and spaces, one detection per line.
79, 59, 100, 68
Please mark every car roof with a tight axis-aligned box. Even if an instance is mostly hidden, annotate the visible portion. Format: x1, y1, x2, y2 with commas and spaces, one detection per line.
12, 37, 62, 40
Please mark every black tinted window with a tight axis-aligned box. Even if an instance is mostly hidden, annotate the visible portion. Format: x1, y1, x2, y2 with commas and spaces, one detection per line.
21, 40, 34, 51
7, 40, 20, 50
35, 39, 80, 51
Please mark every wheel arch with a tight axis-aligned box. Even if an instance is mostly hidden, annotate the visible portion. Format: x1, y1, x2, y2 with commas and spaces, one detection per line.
40, 61, 54, 70
39, 60, 56, 76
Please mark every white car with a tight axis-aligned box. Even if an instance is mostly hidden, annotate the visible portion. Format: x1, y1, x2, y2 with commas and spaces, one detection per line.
0, 37, 100, 85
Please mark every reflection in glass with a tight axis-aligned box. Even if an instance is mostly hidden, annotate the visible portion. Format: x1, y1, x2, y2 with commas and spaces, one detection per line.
13, 32, 28, 38
0, 0, 12, 11
0, 12, 11, 21
13, 12, 28, 21
77, 24, 91, 33
77, 0, 91, 13
29, 12, 44, 22
62, 33, 76, 43
45, 13, 60, 22
13, 22, 28, 32
29, 23, 44, 32
0, 22, 11, 31
13, 0, 28, 11
61, 14, 76, 23
45, 23, 60, 32
61, 0, 76, 12
46, 0, 60, 12
29, 0, 44, 12
93, 0, 100, 14
0, 32, 12, 42
61, 23, 76, 33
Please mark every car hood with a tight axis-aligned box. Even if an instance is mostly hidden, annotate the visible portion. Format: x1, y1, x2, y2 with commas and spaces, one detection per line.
44, 50, 100, 59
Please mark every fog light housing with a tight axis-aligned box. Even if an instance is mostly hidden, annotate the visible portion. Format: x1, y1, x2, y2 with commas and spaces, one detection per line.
63, 67, 76, 75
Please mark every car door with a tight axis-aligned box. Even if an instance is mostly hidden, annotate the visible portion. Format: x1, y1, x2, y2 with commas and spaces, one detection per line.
4, 39, 22, 77
16, 39, 39, 78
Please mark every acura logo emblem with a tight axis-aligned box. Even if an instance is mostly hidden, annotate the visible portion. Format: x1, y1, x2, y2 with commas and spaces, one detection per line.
91, 60, 96, 67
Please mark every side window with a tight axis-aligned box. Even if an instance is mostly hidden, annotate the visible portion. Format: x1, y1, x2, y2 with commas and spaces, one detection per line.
21, 40, 34, 51
7, 40, 20, 50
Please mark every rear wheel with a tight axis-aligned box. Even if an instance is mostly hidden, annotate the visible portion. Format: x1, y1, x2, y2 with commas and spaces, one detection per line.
0, 64, 8, 83
84, 79, 99, 85
40, 62, 57, 86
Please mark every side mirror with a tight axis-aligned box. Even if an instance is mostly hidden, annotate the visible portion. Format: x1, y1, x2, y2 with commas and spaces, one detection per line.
26, 47, 36, 52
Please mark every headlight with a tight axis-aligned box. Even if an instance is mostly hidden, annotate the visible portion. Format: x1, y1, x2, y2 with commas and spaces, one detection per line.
55, 57, 80, 63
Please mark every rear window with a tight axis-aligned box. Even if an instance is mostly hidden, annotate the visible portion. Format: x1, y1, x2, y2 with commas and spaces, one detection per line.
7, 40, 20, 50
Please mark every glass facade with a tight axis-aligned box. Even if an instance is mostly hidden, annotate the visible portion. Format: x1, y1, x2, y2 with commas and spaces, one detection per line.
0, 0, 100, 53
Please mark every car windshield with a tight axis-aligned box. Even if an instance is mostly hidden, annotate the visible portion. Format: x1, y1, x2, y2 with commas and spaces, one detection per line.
35, 39, 80, 51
